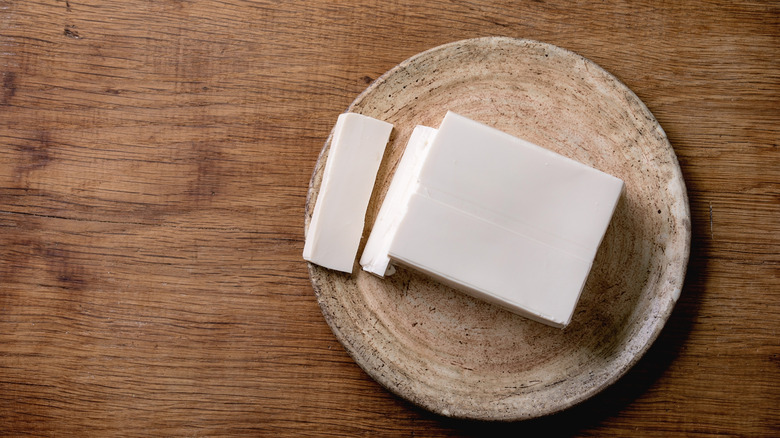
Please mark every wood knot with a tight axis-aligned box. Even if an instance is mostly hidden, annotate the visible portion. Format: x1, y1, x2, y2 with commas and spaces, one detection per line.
2, 71, 16, 105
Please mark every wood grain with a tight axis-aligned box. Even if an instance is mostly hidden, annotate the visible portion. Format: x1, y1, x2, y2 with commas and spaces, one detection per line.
0, 0, 777, 436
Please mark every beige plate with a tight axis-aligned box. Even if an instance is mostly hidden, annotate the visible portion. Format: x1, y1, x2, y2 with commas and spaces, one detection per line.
304, 37, 690, 421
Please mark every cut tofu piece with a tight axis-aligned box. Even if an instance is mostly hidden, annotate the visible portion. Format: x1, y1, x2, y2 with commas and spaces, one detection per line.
303, 113, 393, 273
360, 125, 438, 277
388, 112, 624, 327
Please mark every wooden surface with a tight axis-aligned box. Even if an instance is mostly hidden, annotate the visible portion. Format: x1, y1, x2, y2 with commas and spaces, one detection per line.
0, 0, 777, 436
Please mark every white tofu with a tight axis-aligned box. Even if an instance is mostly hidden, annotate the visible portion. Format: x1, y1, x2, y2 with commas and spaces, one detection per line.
303, 113, 393, 273
388, 112, 624, 327
360, 125, 438, 277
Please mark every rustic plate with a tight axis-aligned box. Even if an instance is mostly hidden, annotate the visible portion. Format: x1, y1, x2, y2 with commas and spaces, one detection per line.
304, 37, 690, 421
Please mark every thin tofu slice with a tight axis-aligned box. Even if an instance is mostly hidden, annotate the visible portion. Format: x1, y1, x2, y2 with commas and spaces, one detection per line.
303, 113, 393, 273
360, 125, 438, 277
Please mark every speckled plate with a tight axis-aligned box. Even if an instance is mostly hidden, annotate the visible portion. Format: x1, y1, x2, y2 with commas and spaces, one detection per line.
304, 37, 690, 421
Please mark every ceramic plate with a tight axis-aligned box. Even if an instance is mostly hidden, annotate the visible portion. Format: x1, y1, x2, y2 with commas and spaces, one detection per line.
304, 37, 690, 420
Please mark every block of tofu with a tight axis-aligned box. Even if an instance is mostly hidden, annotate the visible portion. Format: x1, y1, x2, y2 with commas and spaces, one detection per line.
388, 112, 624, 327
360, 125, 438, 277
303, 113, 393, 273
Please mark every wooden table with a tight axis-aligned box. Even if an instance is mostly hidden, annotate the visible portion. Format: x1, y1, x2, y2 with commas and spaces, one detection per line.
1, 1, 777, 435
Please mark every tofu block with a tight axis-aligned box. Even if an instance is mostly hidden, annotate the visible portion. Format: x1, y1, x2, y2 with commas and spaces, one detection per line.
303, 113, 393, 273
360, 125, 438, 277
388, 112, 624, 327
